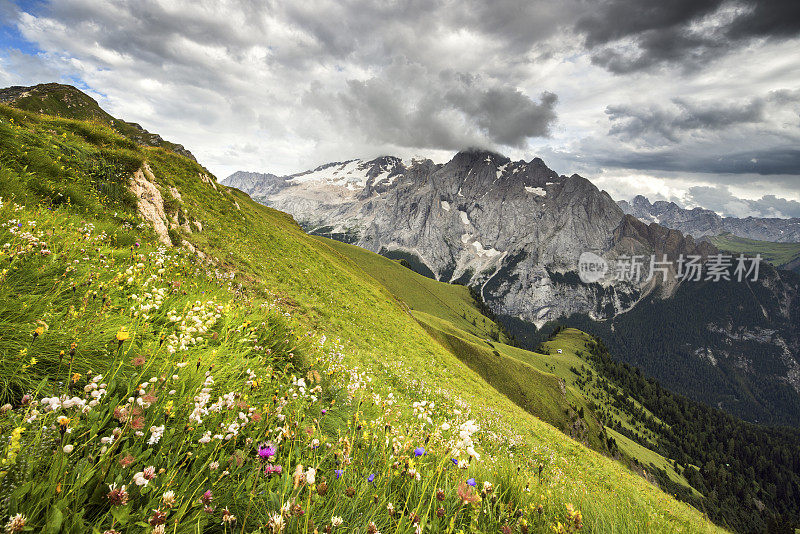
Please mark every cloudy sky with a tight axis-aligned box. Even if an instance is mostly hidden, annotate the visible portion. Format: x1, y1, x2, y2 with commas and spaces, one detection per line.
1, 0, 799, 217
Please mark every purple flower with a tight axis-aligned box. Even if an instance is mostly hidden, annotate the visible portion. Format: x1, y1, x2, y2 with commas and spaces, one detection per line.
264, 464, 282, 476
368, 473, 375, 486
451, 458, 458, 465
201, 490, 213, 505
335, 469, 344, 479
414, 447, 425, 457
467, 478, 476, 487
258, 442, 277, 460
321, 409, 327, 415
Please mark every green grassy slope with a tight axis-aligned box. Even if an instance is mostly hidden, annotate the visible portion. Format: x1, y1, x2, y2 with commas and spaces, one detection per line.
318, 236, 697, 496
707, 233, 800, 272
1, 83, 194, 160
0, 102, 723, 532
317, 237, 509, 342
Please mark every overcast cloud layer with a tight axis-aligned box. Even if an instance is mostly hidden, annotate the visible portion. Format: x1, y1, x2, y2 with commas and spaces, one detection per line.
0, 0, 798, 217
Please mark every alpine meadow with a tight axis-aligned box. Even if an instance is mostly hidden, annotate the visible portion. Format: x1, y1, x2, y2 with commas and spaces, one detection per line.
1, 1, 800, 533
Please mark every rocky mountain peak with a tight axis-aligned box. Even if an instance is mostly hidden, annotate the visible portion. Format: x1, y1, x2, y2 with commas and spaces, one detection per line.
225, 150, 716, 325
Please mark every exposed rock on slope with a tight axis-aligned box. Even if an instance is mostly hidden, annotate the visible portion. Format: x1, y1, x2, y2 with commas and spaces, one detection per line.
130, 164, 171, 246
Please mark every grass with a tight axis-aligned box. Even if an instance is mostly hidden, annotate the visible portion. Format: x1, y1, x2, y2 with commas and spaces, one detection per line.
0, 102, 725, 533
707, 233, 800, 272
322, 239, 698, 497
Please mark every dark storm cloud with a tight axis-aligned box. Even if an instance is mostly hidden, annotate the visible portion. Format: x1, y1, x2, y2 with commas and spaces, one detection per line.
578, 0, 800, 73
590, 146, 800, 177
303, 66, 558, 150
606, 97, 766, 143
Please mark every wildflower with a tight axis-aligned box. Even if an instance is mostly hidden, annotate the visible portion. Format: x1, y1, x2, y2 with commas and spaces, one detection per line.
413, 446, 425, 457
331, 516, 343, 527
436, 488, 446, 501
265, 464, 283, 476
119, 452, 135, 468
106, 484, 129, 506
63, 444, 74, 454
0, 404, 11, 414
57, 415, 71, 427
457, 480, 481, 505
483, 481, 493, 494
436, 506, 445, 518
267, 513, 285, 533
116, 328, 130, 343
293, 464, 305, 487
467, 478, 476, 487
367, 521, 378, 534
133, 466, 156, 486
387, 502, 395, 516
200, 490, 213, 505
131, 355, 146, 367
148, 425, 165, 445
441, 422, 451, 431
317, 481, 328, 495
4, 514, 26, 533
222, 507, 236, 524
367, 473, 375, 486
149, 509, 167, 526
501, 526, 512, 534
153, 528, 165, 534
162, 490, 176, 508
209, 461, 219, 471
258, 441, 277, 460
334, 469, 343, 479
306, 467, 316, 485
345, 486, 356, 498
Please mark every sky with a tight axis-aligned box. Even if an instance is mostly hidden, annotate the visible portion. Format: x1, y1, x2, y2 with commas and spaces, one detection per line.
1, 0, 799, 218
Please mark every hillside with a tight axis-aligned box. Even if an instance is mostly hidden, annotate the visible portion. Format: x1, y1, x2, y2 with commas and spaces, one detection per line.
227, 155, 800, 430
0, 83, 196, 161
0, 99, 729, 532
320, 238, 800, 532
705, 233, 800, 273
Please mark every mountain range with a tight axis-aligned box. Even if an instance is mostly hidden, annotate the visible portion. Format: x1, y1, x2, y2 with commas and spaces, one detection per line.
225, 155, 800, 426
619, 194, 800, 243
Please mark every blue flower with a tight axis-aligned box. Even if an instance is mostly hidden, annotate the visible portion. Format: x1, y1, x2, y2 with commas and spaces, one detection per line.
414, 447, 426, 457
335, 469, 344, 479
368, 473, 375, 486
467, 478, 476, 487
451, 458, 458, 465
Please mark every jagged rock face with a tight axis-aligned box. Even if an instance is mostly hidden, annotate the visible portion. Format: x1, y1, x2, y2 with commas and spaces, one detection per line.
619, 195, 800, 243
224, 150, 709, 325
224, 171, 289, 198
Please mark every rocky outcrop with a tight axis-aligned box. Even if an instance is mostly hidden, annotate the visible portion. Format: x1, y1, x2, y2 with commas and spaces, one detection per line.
129, 164, 171, 246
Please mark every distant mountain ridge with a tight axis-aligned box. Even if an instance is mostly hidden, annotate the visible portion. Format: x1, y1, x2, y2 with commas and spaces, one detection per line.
618, 195, 800, 243
0, 83, 196, 161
